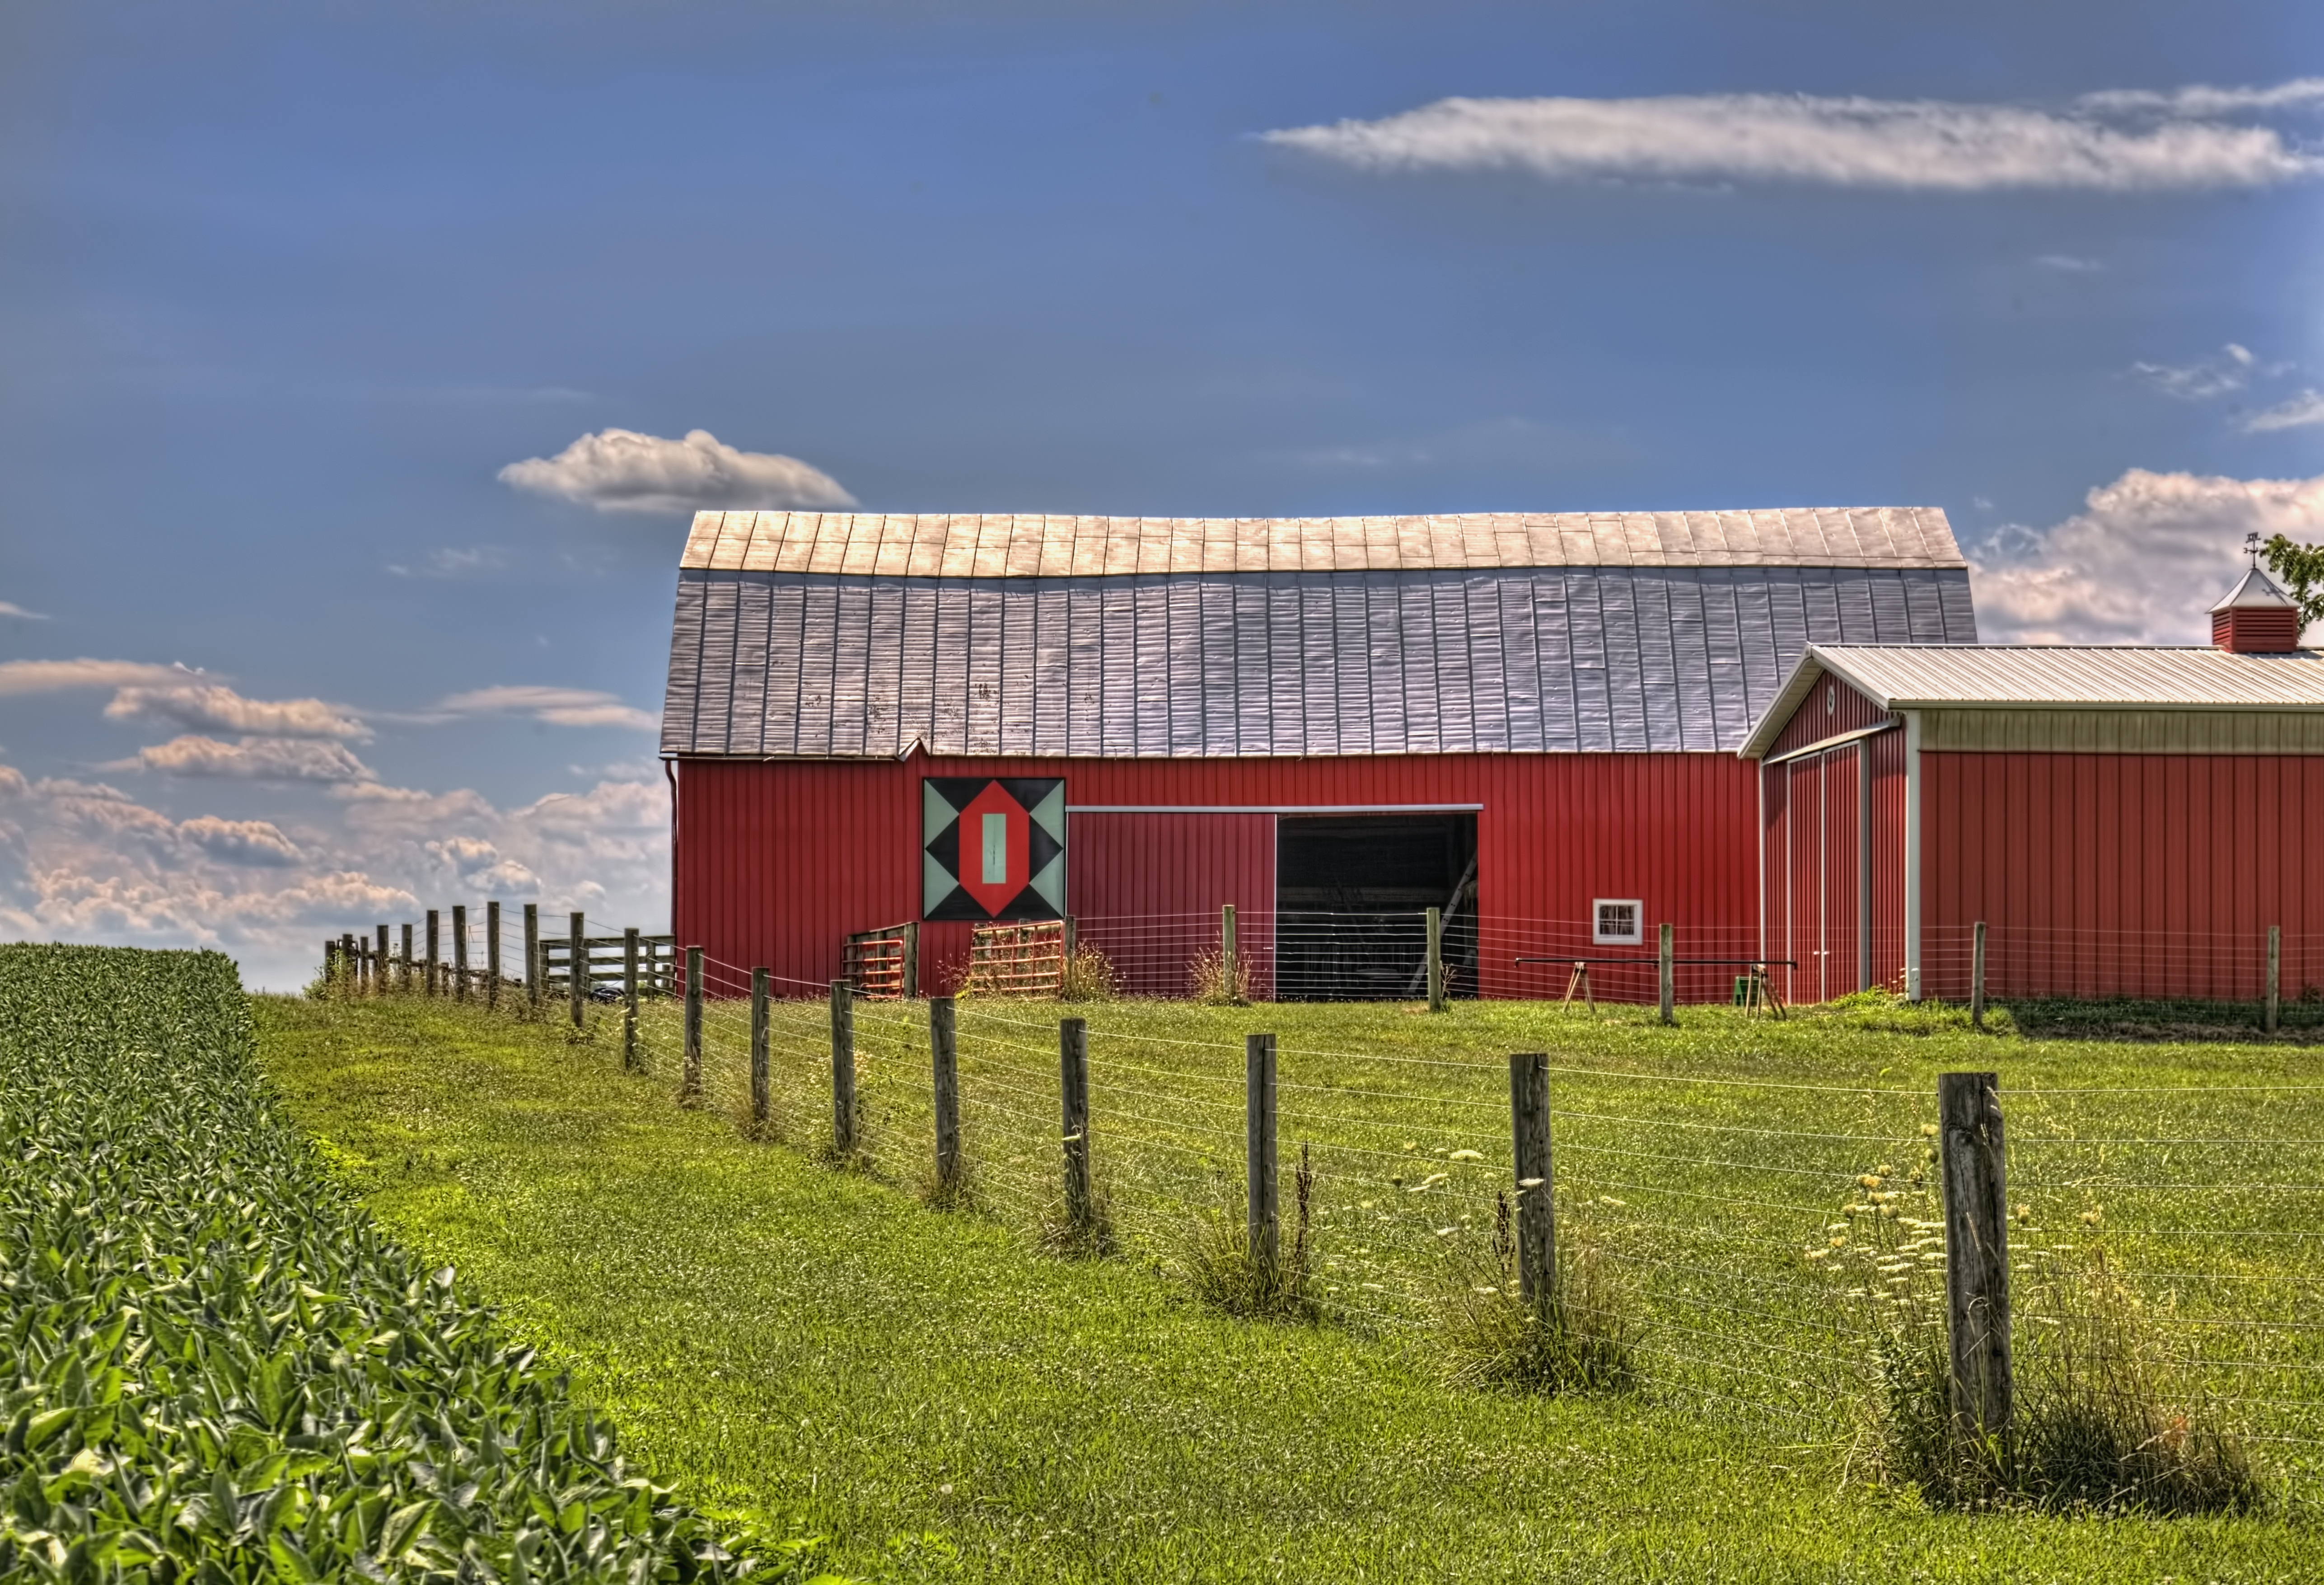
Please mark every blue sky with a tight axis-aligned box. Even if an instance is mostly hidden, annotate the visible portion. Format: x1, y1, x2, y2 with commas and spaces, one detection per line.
2, 0, 2320, 987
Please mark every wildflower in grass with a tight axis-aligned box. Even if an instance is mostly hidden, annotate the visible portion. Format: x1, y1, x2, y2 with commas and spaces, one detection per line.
1448, 1149, 1485, 1163
1829, 1234, 1848, 1248
1597, 1196, 1625, 1207
2082, 1207, 2103, 1226
1859, 1173, 1883, 1190
1411, 1172, 1449, 1191
1920, 1122, 1938, 1137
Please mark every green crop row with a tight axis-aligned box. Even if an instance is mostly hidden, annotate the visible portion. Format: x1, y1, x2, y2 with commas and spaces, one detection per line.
0, 944, 779, 1584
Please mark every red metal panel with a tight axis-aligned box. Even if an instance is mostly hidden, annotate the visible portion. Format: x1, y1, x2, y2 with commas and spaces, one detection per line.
1769, 672, 1893, 758
1868, 727, 1907, 993
1784, 757, 1823, 1004
1823, 745, 1863, 996
1917, 750, 2324, 1001
1066, 812, 1275, 998
674, 750, 1762, 1004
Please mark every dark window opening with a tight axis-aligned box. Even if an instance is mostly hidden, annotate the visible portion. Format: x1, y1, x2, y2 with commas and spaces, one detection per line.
1274, 814, 1478, 1001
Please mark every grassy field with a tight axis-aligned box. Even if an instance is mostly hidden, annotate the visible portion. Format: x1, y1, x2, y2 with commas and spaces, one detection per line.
255, 988, 2324, 1582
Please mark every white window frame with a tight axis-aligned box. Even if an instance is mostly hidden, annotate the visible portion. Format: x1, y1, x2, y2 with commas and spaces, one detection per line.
1593, 898, 1644, 946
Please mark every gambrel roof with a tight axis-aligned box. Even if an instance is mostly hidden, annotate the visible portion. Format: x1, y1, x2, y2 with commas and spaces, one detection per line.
663, 509, 1978, 760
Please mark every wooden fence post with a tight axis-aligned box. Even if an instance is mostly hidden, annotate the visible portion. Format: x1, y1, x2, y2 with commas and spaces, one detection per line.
1971, 921, 1988, 1029
451, 905, 469, 1002
931, 995, 960, 1190
831, 980, 857, 1154
751, 967, 772, 1132
1221, 904, 1238, 996
1247, 1032, 1278, 1268
2267, 924, 2281, 1036
523, 903, 540, 1010
425, 910, 440, 997
1509, 1052, 1556, 1315
1939, 1071, 2012, 1444
623, 928, 643, 1071
341, 933, 357, 994
1657, 923, 1674, 1025
1060, 1015, 1092, 1229
568, 911, 586, 1027
485, 901, 501, 1010
902, 921, 921, 1001
401, 924, 414, 992
681, 946, 704, 1103
1425, 907, 1445, 1013
375, 925, 389, 997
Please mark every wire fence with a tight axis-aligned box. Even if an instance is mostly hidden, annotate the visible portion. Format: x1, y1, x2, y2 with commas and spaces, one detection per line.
318, 903, 2324, 1026
600, 970, 2324, 1486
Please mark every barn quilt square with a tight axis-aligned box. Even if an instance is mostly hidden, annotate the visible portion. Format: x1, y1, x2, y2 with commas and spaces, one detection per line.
923, 778, 1066, 920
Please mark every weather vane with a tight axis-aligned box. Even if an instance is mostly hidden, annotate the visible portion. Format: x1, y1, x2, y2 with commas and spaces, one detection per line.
2246, 530, 2262, 568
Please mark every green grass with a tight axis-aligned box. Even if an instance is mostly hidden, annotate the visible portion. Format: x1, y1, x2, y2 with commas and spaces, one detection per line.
254, 988, 2324, 1581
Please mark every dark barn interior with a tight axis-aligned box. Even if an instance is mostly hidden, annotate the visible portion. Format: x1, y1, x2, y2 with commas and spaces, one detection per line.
1274, 814, 1478, 999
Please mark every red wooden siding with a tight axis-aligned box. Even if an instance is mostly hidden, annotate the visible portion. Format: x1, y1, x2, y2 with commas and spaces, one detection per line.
673, 751, 1758, 1000
1921, 750, 2324, 1001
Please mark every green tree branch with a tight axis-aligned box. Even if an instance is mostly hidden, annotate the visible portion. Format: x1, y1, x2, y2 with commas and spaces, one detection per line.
2262, 534, 2324, 630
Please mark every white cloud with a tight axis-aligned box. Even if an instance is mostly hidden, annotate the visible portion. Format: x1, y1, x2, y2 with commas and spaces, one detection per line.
1969, 466, 2324, 644
430, 685, 659, 731
105, 684, 370, 741
2246, 390, 2324, 432
0, 602, 49, 621
125, 735, 376, 783
388, 545, 509, 580
2077, 79, 2324, 117
0, 658, 189, 696
2032, 253, 2103, 272
2130, 342, 2259, 400
1259, 85, 2324, 192
176, 815, 302, 867
498, 428, 856, 514
0, 758, 670, 991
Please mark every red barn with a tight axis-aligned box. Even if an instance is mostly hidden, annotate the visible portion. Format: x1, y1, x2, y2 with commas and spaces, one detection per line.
1740, 566, 2324, 1004
661, 509, 1978, 999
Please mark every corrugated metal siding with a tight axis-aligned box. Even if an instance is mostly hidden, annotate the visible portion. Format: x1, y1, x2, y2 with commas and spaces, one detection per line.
1919, 751, 2324, 1000
673, 752, 1759, 1000
1770, 672, 1894, 758
1820, 644, 2324, 710
665, 566, 1978, 759
1069, 813, 1276, 999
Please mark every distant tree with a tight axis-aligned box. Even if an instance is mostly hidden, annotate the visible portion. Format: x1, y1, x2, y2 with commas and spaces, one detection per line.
2263, 534, 2324, 630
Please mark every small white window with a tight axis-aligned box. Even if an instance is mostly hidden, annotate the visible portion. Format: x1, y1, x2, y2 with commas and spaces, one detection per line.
1825, 683, 1837, 716
1593, 899, 1643, 946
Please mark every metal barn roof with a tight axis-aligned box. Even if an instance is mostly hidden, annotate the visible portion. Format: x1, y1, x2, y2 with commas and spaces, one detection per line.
680, 507, 1967, 579
1740, 642, 2324, 759
663, 510, 1978, 760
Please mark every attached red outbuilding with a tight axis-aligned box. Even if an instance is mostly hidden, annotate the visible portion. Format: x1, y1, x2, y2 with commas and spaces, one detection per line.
1740, 567, 2324, 1003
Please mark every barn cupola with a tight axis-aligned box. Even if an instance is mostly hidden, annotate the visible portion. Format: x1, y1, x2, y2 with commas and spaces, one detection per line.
2209, 560, 2302, 654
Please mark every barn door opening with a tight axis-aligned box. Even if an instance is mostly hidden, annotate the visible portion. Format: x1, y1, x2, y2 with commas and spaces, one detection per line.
1275, 814, 1477, 1000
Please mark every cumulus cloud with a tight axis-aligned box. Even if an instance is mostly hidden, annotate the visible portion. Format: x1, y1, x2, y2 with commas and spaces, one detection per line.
0, 659, 188, 696
498, 428, 856, 514
175, 816, 303, 867
1259, 84, 2324, 191
126, 735, 376, 783
1969, 467, 2324, 644
0, 757, 669, 990
105, 684, 370, 741
429, 685, 659, 731
2246, 390, 2324, 432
